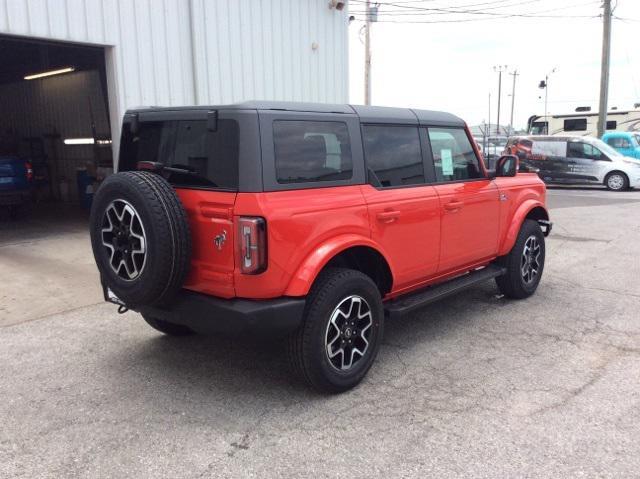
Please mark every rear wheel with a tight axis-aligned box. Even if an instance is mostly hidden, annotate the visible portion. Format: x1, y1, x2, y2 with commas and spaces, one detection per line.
605, 171, 629, 191
495, 219, 545, 299
287, 268, 384, 394
142, 315, 193, 336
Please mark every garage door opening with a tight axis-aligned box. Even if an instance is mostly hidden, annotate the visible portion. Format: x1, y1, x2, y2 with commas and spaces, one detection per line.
0, 35, 112, 218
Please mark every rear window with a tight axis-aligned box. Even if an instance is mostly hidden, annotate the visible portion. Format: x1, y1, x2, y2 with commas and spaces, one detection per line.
273, 120, 353, 184
119, 119, 239, 190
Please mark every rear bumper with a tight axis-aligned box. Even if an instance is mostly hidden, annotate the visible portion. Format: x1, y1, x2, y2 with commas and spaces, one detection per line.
133, 289, 306, 338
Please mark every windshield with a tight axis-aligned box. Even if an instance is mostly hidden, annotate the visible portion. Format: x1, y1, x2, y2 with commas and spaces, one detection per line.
590, 138, 623, 158
530, 121, 548, 135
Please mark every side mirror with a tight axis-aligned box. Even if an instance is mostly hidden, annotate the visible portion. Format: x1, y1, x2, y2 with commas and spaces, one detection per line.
494, 154, 518, 177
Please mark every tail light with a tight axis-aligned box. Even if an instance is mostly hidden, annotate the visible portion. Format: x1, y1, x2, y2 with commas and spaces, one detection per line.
25, 162, 33, 182
238, 217, 267, 274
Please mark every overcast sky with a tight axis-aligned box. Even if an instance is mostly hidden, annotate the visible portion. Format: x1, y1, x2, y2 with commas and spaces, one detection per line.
348, 0, 640, 130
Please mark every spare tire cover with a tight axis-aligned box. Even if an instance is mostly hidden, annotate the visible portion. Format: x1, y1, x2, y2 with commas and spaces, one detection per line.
89, 171, 191, 307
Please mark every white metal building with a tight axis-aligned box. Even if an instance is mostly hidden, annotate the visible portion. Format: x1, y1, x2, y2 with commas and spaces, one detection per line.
0, 0, 349, 202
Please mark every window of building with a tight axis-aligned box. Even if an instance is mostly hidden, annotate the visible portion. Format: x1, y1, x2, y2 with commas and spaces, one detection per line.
426, 127, 483, 182
273, 120, 352, 184
362, 125, 424, 187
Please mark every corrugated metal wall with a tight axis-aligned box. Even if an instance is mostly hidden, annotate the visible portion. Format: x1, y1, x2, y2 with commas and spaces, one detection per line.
0, 0, 350, 165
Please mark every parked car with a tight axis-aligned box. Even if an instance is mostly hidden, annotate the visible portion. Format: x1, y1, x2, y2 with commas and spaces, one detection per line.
90, 102, 551, 393
0, 156, 33, 218
505, 135, 640, 191
601, 131, 640, 160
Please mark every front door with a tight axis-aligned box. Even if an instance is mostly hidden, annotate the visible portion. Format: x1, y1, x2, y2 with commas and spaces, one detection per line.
425, 127, 500, 273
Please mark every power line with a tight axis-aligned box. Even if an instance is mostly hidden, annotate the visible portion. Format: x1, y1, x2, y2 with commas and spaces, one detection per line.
349, 0, 601, 22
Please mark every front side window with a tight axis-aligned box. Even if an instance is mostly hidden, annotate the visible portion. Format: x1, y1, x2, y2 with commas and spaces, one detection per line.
427, 127, 483, 182
273, 120, 352, 184
119, 119, 239, 190
567, 142, 603, 160
362, 125, 424, 187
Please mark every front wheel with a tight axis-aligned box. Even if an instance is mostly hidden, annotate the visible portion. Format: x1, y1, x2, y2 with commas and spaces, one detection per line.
287, 268, 384, 394
495, 219, 546, 299
605, 171, 629, 191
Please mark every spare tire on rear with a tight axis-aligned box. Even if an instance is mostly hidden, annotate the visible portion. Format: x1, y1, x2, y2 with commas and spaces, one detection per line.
89, 171, 191, 307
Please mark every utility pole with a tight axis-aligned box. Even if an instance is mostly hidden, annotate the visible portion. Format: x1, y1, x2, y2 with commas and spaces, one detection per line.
487, 92, 491, 155
597, 0, 613, 138
364, 0, 372, 105
494, 65, 507, 135
509, 69, 519, 135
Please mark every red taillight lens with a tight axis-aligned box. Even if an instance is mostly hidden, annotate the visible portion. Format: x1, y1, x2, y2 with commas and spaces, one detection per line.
25, 162, 33, 182
238, 217, 267, 274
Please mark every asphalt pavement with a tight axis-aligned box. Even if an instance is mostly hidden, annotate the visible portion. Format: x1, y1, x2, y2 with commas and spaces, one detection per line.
1, 188, 640, 478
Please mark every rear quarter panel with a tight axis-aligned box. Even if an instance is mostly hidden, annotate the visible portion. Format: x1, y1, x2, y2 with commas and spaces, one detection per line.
233, 186, 372, 299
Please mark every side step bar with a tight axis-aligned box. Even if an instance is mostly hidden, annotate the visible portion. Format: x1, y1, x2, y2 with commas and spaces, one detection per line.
384, 264, 507, 320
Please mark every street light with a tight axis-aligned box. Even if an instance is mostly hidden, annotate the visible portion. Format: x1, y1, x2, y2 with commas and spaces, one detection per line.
539, 68, 556, 134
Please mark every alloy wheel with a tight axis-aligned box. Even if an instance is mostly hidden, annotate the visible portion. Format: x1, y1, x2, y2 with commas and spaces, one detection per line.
607, 174, 624, 191
325, 295, 373, 371
521, 235, 541, 284
101, 199, 147, 280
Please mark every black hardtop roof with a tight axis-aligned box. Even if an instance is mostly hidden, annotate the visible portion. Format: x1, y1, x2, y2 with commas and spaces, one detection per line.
125, 101, 465, 127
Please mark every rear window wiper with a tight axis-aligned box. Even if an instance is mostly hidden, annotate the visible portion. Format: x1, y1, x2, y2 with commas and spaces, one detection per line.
136, 161, 218, 187
137, 161, 196, 175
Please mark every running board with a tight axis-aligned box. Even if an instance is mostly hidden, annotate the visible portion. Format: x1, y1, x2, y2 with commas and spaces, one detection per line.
384, 264, 507, 320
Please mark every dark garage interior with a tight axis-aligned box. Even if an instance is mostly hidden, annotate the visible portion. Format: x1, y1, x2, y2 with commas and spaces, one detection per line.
0, 35, 113, 217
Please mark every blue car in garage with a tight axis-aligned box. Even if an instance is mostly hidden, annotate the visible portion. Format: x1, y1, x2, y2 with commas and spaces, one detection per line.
0, 157, 34, 219
602, 132, 640, 160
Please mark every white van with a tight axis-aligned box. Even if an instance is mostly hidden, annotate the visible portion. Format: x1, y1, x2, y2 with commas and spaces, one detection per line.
505, 135, 640, 191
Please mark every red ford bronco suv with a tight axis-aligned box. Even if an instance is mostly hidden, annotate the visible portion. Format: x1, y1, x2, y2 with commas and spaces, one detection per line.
90, 101, 551, 393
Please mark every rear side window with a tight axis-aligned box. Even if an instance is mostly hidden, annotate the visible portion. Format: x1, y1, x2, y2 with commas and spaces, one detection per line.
362, 125, 424, 188
273, 120, 352, 184
564, 118, 587, 132
119, 119, 239, 190
606, 136, 630, 148
426, 127, 482, 182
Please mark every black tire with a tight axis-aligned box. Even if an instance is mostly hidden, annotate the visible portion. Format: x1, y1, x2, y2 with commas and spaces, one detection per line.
287, 268, 384, 394
89, 171, 191, 307
604, 171, 629, 191
142, 314, 193, 336
495, 219, 545, 299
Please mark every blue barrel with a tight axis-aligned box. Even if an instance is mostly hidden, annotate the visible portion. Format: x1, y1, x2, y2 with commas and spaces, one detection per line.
76, 169, 95, 209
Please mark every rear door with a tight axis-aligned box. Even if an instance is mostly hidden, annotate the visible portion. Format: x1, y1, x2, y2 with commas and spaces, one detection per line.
119, 111, 241, 298
425, 127, 500, 273
360, 124, 441, 290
